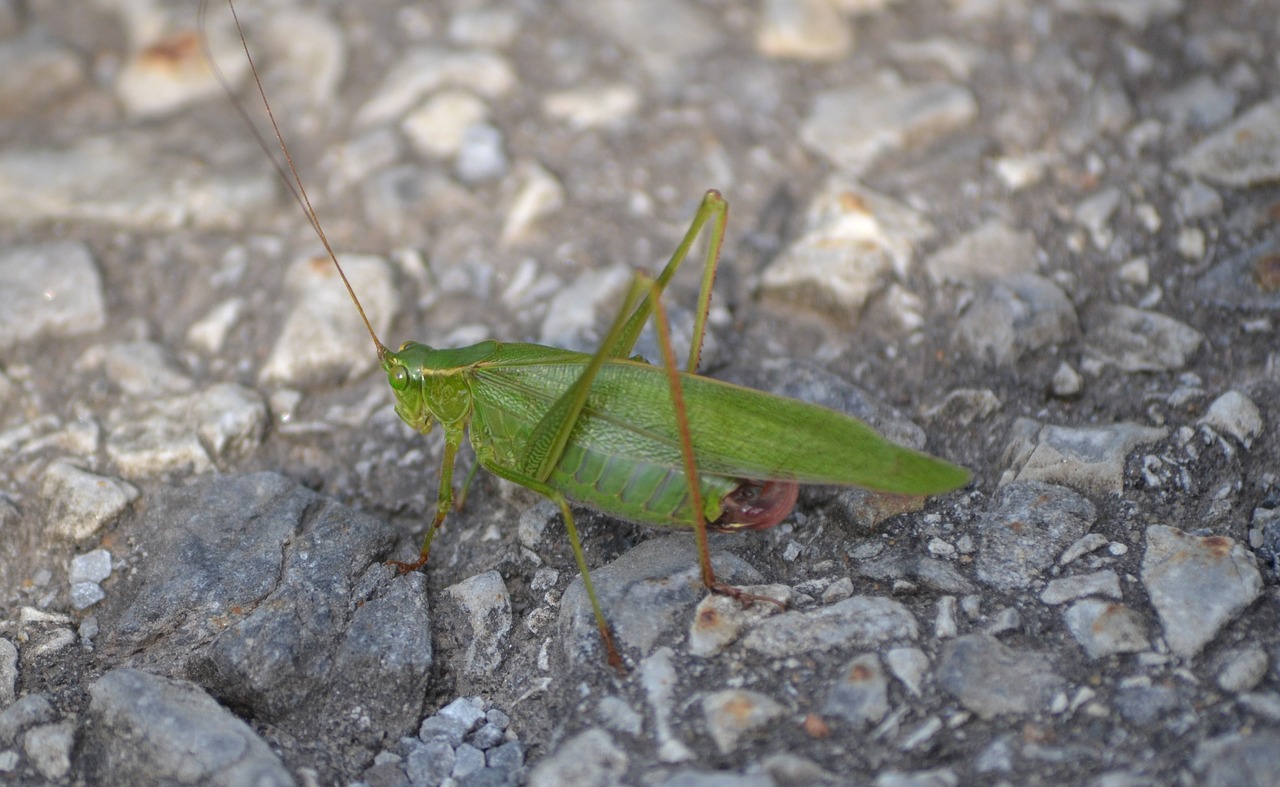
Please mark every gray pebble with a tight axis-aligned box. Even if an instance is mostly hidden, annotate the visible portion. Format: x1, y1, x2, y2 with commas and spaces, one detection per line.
259, 254, 398, 387
975, 481, 1096, 590
452, 743, 487, 780
1063, 600, 1148, 659
438, 697, 488, 733
760, 178, 931, 318
1176, 98, 1280, 187
444, 571, 513, 676
455, 123, 508, 184
407, 739, 454, 786
823, 653, 889, 726
1216, 646, 1269, 693
528, 728, 627, 787
954, 273, 1079, 366
484, 709, 510, 731
1040, 570, 1122, 605
82, 669, 293, 786
559, 534, 763, 665
1193, 730, 1280, 785
886, 646, 930, 698
1115, 683, 1183, 727
640, 647, 693, 763
469, 722, 506, 750
1141, 525, 1262, 657
742, 595, 918, 658
0, 639, 16, 708
485, 740, 525, 772
1003, 420, 1167, 497
936, 634, 1064, 718
924, 219, 1039, 284
363, 760, 410, 787
45, 465, 137, 544
69, 582, 106, 610
1199, 390, 1263, 448
800, 78, 976, 176
702, 689, 786, 754
23, 721, 74, 780
0, 694, 54, 745
419, 715, 469, 748
0, 241, 105, 350
1083, 304, 1204, 373
68, 549, 112, 585
594, 695, 644, 736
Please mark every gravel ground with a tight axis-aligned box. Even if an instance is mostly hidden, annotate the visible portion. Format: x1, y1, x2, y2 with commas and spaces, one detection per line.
2, 0, 1279, 784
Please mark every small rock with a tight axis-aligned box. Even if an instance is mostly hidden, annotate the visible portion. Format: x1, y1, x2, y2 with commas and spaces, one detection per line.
23, 722, 75, 780
1083, 304, 1204, 373
437, 698, 488, 734
105, 383, 267, 478
954, 274, 1079, 366
559, 535, 763, 665
702, 689, 787, 754
1040, 571, 1122, 605
1217, 646, 1268, 693
0, 241, 106, 351
40, 463, 138, 542
886, 647, 930, 698
1175, 97, 1280, 187
542, 85, 640, 130
1063, 600, 1148, 658
0, 694, 55, 746
640, 648, 694, 763
486, 739, 525, 772
419, 715, 469, 748
528, 728, 627, 787
83, 669, 292, 786
259, 254, 397, 387
454, 122, 508, 184
69, 549, 113, 585
1001, 419, 1167, 497
1193, 730, 1280, 786
687, 584, 791, 657
974, 481, 1096, 591
1142, 525, 1262, 657
800, 74, 977, 175
1074, 187, 1123, 250
499, 161, 565, 248
70, 583, 106, 610
1050, 362, 1084, 398
116, 27, 247, 117
742, 595, 918, 658
407, 742, 448, 785
823, 654, 889, 726
0, 639, 15, 708
1199, 391, 1264, 448
760, 176, 932, 319
401, 89, 489, 158
355, 47, 515, 127
595, 696, 643, 736
755, 0, 853, 61
936, 634, 1065, 718
452, 743, 486, 780
444, 571, 513, 676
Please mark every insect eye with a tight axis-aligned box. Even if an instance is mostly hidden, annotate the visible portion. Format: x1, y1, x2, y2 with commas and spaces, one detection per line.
389, 365, 409, 390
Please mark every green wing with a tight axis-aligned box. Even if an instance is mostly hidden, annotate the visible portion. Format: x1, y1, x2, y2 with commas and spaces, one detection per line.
469, 343, 969, 496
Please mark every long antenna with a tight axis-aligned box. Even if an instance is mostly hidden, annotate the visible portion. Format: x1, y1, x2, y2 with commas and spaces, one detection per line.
199, 0, 388, 360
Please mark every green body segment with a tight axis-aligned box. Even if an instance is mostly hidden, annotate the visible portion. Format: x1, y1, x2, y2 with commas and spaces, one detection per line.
388, 340, 969, 528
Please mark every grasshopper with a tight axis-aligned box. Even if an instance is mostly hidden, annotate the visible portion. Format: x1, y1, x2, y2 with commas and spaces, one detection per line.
211, 0, 970, 669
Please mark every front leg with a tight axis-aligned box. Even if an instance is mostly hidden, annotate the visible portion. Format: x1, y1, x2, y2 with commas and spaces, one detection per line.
388, 422, 465, 573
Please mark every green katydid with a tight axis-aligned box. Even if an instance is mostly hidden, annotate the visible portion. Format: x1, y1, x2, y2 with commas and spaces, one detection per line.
212, 0, 969, 670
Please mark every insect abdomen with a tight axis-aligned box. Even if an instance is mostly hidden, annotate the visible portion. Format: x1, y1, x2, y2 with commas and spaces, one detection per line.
550, 441, 741, 528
